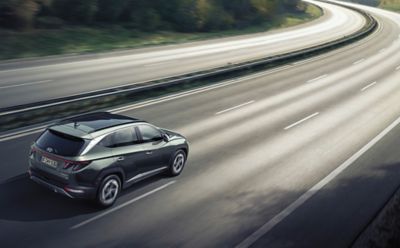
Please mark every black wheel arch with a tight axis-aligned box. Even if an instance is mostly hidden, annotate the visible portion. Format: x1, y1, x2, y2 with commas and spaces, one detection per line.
95, 167, 125, 189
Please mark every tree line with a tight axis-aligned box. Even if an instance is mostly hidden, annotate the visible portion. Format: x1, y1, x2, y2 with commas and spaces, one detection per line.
0, 0, 306, 31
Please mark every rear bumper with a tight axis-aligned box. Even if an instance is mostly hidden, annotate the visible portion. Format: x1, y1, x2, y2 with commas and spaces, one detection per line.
29, 169, 97, 199
30, 175, 74, 198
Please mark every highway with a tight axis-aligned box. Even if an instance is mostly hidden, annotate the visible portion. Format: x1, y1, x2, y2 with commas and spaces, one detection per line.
1, 0, 400, 247
0, 0, 366, 109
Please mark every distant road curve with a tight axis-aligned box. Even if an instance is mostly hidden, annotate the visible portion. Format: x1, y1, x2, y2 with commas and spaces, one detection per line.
3, 0, 400, 247
0, 0, 366, 109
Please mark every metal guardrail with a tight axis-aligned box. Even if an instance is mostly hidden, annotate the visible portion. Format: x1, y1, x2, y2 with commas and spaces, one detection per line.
0, 2, 378, 131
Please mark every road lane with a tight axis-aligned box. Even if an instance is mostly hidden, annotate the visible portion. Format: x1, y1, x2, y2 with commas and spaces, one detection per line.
251, 108, 400, 248
0, 0, 366, 108
1, 2, 400, 247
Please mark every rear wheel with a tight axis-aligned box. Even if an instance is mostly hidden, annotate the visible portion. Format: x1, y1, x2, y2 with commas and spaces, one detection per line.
96, 175, 121, 208
168, 150, 186, 176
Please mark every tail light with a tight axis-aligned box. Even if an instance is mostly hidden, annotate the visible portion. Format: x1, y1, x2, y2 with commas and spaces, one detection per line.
63, 160, 92, 171
29, 147, 37, 158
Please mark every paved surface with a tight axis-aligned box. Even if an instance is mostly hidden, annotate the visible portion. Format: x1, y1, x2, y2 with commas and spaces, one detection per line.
1, 1, 400, 248
0, 0, 366, 109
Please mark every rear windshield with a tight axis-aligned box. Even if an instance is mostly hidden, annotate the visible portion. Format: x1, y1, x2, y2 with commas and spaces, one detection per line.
36, 130, 86, 157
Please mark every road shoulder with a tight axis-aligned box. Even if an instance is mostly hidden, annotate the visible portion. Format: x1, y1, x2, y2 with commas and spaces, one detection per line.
250, 119, 400, 248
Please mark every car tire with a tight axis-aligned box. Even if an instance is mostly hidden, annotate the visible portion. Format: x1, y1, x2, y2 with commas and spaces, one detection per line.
167, 150, 186, 177
96, 174, 121, 208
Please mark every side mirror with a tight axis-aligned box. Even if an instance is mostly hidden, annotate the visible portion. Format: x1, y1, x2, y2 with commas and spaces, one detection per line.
162, 133, 170, 142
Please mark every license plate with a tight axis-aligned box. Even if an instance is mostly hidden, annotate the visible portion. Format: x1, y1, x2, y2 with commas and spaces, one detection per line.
41, 156, 58, 169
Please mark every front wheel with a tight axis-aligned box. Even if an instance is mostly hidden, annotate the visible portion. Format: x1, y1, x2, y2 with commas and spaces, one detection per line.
96, 175, 121, 208
167, 150, 186, 177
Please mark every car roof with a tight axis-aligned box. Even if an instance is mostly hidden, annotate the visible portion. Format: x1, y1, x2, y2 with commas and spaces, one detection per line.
49, 112, 145, 139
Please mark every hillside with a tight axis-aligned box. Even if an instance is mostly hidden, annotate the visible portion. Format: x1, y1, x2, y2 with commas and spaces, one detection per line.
0, 0, 322, 59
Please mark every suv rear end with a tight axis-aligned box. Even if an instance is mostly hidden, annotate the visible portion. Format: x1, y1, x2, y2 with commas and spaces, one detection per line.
28, 129, 99, 199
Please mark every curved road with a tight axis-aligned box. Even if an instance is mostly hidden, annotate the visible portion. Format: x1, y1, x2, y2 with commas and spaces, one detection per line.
0, 0, 366, 109
2, 1, 400, 248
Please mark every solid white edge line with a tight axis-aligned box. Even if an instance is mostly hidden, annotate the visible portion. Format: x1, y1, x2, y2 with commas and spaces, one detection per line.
361, 81, 377, 92
215, 100, 255, 115
0, 125, 47, 142
236, 114, 400, 248
307, 74, 328, 83
70, 181, 176, 230
0, 80, 52, 90
284, 112, 319, 130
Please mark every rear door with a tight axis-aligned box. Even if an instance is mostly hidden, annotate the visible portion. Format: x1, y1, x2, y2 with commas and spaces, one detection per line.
101, 127, 144, 180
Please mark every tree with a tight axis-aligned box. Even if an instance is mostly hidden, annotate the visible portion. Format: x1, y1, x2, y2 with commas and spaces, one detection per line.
250, 0, 277, 18
52, 0, 97, 24
0, 0, 52, 30
0, 0, 308, 32
96, 0, 127, 22
196, 0, 233, 31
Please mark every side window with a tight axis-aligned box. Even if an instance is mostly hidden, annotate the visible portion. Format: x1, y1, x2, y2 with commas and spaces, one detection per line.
138, 125, 162, 142
100, 127, 139, 148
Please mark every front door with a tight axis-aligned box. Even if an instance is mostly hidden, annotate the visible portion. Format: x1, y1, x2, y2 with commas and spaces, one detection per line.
103, 127, 142, 180
135, 124, 169, 174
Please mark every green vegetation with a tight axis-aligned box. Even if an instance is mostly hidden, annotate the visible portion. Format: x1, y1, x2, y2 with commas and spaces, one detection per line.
0, 0, 321, 60
379, 0, 400, 11
344, 0, 380, 6
344, 0, 400, 10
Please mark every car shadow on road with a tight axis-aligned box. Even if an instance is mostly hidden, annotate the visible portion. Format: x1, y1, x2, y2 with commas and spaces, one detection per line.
0, 173, 165, 222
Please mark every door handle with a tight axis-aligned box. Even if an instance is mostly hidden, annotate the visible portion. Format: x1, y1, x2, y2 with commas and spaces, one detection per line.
117, 156, 125, 161
145, 151, 153, 155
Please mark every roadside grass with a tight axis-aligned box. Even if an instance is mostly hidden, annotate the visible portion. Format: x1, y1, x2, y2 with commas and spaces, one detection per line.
0, 4, 321, 60
380, 0, 400, 11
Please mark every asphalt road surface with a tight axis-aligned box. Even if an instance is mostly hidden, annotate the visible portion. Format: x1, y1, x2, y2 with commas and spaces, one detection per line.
1, 1, 400, 248
0, 0, 366, 109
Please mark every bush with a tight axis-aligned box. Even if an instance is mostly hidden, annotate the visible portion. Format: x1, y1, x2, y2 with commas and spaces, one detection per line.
0, 0, 40, 30
35, 16, 64, 29
52, 0, 97, 24
173, 0, 199, 32
96, 0, 126, 22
